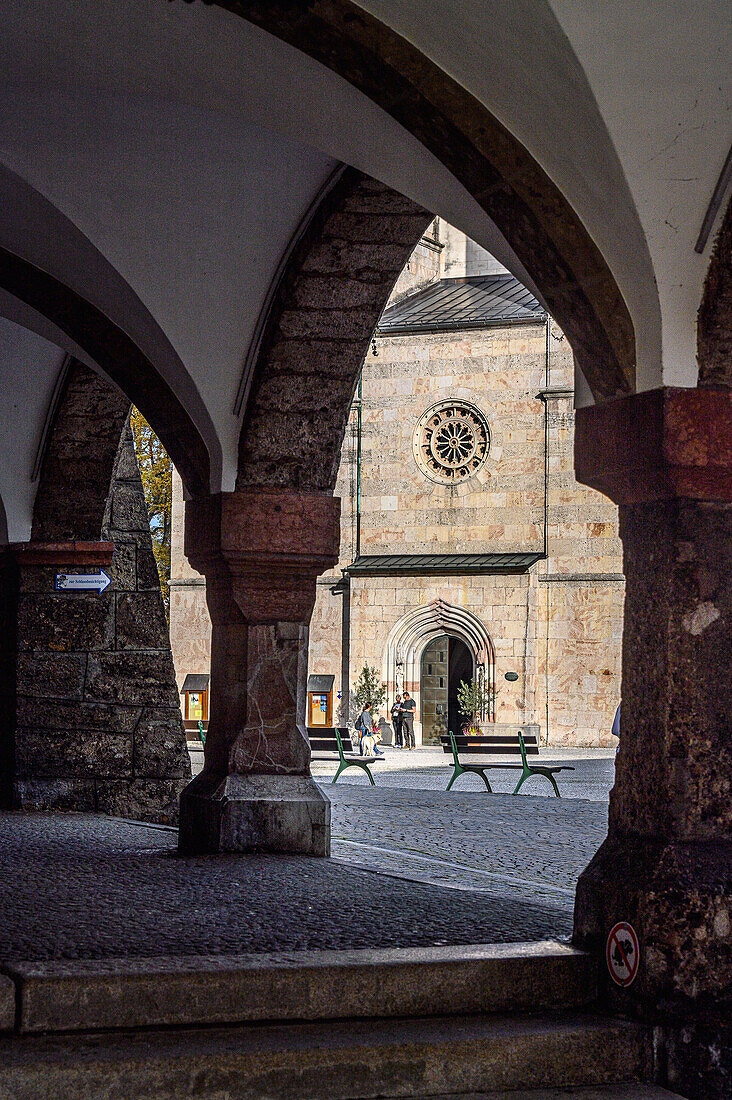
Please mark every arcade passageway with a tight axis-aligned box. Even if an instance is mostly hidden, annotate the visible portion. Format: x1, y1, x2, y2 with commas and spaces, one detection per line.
0, 2, 729, 1097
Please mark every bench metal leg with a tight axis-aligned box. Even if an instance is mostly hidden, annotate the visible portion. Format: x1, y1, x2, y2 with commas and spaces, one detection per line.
357, 762, 376, 786
512, 771, 529, 795
478, 769, 493, 793
333, 760, 375, 785
446, 766, 462, 791
332, 761, 347, 784
541, 769, 561, 797
513, 768, 562, 797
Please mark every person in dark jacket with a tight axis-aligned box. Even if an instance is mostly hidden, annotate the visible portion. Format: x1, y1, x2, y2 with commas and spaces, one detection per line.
401, 691, 416, 749
391, 696, 404, 748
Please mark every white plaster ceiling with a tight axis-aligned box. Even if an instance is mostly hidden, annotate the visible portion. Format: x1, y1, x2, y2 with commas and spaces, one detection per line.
356, 0, 732, 390
0, 0, 728, 531
0, 319, 66, 542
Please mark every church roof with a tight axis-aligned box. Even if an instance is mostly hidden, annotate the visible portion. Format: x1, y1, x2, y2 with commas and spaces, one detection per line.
378, 274, 546, 334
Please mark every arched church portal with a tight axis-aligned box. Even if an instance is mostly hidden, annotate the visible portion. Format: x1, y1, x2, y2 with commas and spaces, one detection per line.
421, 635, 474, 745
384, 599, 494, 746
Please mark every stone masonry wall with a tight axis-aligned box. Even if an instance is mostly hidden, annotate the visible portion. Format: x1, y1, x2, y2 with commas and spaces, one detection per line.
309, 310, 624, 745
13, 427, 190, 823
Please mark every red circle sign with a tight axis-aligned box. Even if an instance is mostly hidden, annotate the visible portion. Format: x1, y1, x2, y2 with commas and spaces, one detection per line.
606, 921, 640, 986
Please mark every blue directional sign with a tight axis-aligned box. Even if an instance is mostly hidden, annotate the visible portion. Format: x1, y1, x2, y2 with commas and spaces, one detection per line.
55, 570, 111, 593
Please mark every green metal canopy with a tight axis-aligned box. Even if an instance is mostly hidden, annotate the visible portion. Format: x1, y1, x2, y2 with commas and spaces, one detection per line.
345, 553, 544, 576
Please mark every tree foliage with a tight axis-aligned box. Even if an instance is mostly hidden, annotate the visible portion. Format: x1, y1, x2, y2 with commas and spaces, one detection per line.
130, 408, 172, 614
352, 664, 387, 715
457, 675, 494, 724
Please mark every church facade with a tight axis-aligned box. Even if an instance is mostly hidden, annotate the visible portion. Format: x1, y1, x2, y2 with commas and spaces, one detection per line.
170, 223, 625, 747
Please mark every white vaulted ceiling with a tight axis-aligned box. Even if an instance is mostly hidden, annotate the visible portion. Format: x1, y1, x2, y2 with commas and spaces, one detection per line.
0, 0, 729, 537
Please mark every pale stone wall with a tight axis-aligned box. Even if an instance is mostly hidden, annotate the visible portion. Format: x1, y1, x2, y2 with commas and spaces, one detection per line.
168, 471, 210, 694
308, 309, 625, 747
167, 222, 625, 748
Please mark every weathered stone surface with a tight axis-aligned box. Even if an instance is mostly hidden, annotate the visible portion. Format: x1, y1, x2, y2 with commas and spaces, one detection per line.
96, 779, 183, 825
110, 542, 136, 591
0, 974, 15, 1032
7, 942, 596, 1034
14, 417, 190, 823
16, 699, 139, 733
32, 364, 129, 543
17, 593, 113, 652
0, 1012, 649, 1098
86, 653, 180, 708
14, 778, 97, 812
110, 481, 151, 531
15, 730, 133, 778
237, 170, 431, 491
134, 709, 189, 779
698, 195, 732, 389
135, 547, 163, 592
179, 773, 330, 855
115, 592, 169, 650
573, 482, 732, 1095
16, 653, 86, 700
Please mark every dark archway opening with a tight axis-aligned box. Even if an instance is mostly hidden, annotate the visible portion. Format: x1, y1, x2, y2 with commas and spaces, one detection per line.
421, 635, 473, 744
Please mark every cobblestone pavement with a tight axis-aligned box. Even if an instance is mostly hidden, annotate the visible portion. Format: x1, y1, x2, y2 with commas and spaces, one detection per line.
0, 813, 573, 962
313, 752, 616, 801
0, 759, 611, 962
326, 782, 608, 909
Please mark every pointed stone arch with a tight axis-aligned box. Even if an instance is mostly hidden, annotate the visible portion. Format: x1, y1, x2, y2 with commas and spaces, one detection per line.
382, 599, 495, 732
218, 0, 636, 402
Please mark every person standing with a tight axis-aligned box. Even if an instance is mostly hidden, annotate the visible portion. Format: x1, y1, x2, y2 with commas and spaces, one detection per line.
401, 691, 416, 749
356, 704, 372, 755
390, 695, 404, 749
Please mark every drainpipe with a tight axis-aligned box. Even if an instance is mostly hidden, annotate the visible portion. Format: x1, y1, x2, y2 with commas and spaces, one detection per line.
355, 370, 363, 560
544, 318, 551, 747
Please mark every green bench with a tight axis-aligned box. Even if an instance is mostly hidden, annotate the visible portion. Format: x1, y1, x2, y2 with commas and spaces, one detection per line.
308, 726, 382, 785
440, 729, 574, 797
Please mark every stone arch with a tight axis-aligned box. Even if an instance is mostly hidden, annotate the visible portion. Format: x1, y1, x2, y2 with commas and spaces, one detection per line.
0, 161, 214, 496
382, 599, 495, 727
237, 168, 431, 490
0, 244, 210, 498
32, 361, 131, 541
698, 196, 732, 389
219, 0, 636, 403
11, 359, 190, 821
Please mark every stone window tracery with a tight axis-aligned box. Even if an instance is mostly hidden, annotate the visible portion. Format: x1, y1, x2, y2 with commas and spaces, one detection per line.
412, 400, 490, 483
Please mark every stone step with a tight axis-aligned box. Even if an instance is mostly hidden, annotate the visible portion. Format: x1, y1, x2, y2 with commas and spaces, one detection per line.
422, 1089, 684, 1100
0, 1011, 649, 1100
2, 941, 597, 1034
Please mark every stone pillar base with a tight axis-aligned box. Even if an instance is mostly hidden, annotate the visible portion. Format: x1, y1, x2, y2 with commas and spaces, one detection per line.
575, 837, 732, 1012
178, 771, 330, 856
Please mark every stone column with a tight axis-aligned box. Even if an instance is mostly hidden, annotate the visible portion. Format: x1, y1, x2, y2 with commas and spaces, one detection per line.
573, 388, 732, 1096
178, 488, 340, 856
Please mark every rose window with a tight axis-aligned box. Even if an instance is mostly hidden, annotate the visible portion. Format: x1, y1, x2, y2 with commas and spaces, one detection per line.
413, 401, 490, 483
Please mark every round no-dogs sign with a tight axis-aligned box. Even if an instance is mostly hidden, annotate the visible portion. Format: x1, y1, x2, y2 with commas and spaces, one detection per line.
606, 921, 640, 986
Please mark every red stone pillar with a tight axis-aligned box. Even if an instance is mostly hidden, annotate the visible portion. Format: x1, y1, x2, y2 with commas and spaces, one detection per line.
178, 488, 340, 855
573, 388, 732, 1095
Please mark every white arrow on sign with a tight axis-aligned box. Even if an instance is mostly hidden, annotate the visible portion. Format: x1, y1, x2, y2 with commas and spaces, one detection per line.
55, 571, 111, 593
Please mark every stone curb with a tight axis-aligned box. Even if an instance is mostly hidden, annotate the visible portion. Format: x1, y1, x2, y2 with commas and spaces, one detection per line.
4, 941, 596, 1034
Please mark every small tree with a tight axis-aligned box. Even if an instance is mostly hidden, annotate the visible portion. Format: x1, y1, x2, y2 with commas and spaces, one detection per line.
130, 408, 172, 615
457, 675, 494, 728
353, 664, 387, 716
